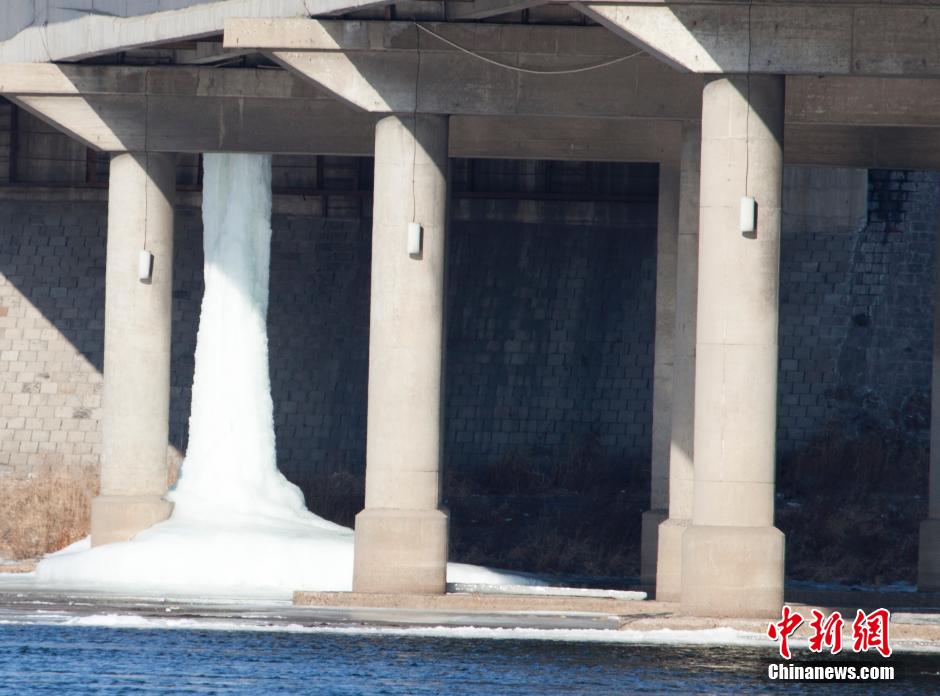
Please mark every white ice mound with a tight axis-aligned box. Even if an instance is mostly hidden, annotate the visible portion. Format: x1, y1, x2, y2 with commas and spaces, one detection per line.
35, 153, 534, 598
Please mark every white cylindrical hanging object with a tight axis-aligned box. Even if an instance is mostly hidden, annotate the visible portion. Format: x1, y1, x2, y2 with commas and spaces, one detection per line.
739, 196, 757, 234
138, 249, 154, 282
407, 222, 423, 257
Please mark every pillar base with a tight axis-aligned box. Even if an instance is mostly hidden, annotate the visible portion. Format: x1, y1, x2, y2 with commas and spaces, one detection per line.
640, 508, 667, 586
655, 517, 690, 602
90, 495, 173, 547
353, 508, 448, 594
681, 524, 784, 618
919, 519, 940, 591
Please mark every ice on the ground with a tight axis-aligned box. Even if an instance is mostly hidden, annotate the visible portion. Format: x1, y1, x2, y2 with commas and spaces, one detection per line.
0, 611, 773, 647
788, 579, 918, 593
33, 153, 535, 599
47, 538, 90, 557
32, 612, 940, 654
4, 610, 940, 653
449, 583, 647, 601
57, 614, 770, 647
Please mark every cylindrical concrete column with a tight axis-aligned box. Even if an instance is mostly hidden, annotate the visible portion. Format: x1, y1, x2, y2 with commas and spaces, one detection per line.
919, 221, 940, 591
91, 152, 176, 546
656, 123, 701, 602
640, 160, 679, 586
681, 76, 786, 617
354, 114, 450, 594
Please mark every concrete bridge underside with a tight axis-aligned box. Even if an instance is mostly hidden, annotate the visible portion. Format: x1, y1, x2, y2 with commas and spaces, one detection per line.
3, 3, 940, 617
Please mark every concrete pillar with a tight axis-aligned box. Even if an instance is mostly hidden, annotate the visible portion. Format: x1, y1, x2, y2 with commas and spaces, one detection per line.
91, 152, 176, 546
354, 114, 450, 594
656, 123, 701, 602
681, 76, 786, 618
919, 223, 940, 591
640, 160, 679, 586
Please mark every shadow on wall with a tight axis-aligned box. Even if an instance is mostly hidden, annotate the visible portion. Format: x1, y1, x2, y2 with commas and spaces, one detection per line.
439, 188, 658, 578
443, 215, 657, 470
776, 168, 939, 455
0, 201, 373, 493
0, 202, 108, 479
265, 215, 372, 487
774, 168, 939, 586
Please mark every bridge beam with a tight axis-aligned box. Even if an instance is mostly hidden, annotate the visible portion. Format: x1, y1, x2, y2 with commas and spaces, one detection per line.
224, 19, 702, 119
579, 2, 940, 77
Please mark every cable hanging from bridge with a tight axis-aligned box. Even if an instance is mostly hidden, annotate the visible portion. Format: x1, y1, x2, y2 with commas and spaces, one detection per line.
414, 23, 643, 75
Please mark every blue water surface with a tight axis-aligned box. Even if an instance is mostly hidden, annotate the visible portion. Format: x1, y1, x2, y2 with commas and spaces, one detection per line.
0, 623, 937, 694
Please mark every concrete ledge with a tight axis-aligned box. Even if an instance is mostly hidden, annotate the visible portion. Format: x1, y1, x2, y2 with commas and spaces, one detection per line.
293, 590, 653, 616
0, 588, 936, 645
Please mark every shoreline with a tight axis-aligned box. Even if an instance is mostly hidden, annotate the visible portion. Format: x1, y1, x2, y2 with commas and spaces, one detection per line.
1, 585, 938, 655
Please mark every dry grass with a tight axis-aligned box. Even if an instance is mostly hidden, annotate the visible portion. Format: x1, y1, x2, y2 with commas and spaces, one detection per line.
0, 468, 99, 561
443, 438, 649, 579
776, 425, 929, 585
282, 439, 649, 581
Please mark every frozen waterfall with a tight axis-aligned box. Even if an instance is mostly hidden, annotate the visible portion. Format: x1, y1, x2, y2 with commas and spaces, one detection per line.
33, 154, 530, 598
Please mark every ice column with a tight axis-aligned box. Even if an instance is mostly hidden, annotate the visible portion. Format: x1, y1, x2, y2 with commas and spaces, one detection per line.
169, 153, 308, 522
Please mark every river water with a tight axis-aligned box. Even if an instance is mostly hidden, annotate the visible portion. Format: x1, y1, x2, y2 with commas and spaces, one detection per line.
1, 621, 937, 694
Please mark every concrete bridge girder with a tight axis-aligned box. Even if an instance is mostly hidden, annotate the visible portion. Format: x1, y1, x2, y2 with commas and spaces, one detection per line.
579, 1, 940, 78
9, 93, 377, 154
223, 20, 702, 120
5, 93, 686, 163
9, 21, 940, 165
17, 89, 940, 171
265, 49, 699, 120
218, 19, 940, 170
444, 0, 548, 20
0, 0, 396, 64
